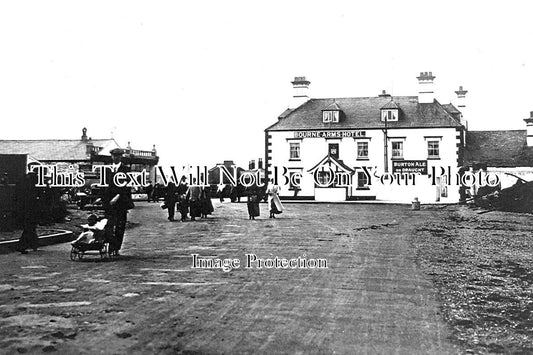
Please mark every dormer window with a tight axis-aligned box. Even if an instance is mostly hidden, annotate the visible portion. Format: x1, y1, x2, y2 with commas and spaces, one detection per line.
380, 100, 400, 122
322, 100, 342, 123
323, 110, 339, 123
381, 109, 398, 122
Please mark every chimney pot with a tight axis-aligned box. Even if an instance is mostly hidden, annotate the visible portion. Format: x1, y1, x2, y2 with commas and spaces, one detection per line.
289, 75, 310, 109
417, 71, 436, 103
530, 111, 533, 118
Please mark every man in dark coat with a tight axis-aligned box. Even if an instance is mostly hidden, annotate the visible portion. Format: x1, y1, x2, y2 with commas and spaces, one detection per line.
176, 176, 189, 221
102, 148, 133, 256
164, 182, 177, 221
145, 182, 154, 202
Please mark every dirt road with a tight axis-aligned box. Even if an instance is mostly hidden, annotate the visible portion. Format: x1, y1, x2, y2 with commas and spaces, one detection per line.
0, 202, 459, 354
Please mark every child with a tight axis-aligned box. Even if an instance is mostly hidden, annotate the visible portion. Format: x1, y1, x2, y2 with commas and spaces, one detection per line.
71, 214, 107, 246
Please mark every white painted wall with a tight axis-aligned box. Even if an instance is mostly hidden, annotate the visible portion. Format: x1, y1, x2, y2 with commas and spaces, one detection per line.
268, 127, 462, 203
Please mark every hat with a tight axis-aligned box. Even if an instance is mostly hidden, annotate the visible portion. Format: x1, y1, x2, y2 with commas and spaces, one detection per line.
110, 148, 124, 156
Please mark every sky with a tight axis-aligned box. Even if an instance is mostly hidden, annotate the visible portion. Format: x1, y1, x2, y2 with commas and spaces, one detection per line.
1, 1, 532, 168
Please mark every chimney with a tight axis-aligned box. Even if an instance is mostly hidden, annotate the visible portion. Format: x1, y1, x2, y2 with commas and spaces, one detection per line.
289, 76, 310, 109
454, 86, 468, 128
85, 139, 94, 155
81, 127, 88, 141
416, 71, 436, 104
378, 90, 391, 98
258, 158, 263, 169
249, 160, 255, 170
524, 111, 533, 147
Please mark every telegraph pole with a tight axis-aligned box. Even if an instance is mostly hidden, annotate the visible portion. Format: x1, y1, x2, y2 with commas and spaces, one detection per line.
383, 116, 388, 173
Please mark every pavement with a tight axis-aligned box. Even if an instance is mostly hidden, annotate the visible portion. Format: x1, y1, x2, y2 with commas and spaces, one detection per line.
0, 201, 460, 354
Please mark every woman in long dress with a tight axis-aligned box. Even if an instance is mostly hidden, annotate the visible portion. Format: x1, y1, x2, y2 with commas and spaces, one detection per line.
200, 186, 214, 218
16, 172, 39, 253
266, 180, 283, 218
246, 184, 260, 220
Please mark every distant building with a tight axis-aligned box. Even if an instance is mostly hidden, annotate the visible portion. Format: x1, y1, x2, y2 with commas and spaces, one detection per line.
0, 127, 159, 183
241, 158, 265, 185
464, 112, 533, 190
207, 160, 245, 185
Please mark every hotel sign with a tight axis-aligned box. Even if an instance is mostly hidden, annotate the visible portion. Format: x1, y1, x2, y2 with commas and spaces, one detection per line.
294, 130, 366, 138
392, 160, 428, 175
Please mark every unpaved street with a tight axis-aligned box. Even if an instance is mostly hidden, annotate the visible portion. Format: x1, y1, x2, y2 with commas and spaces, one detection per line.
1, 202, 459, 354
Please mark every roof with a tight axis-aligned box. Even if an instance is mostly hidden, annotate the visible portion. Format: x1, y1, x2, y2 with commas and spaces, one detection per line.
323, 101, 342, 111
442, 103, 461, 115
464, 130, 533, 167
278, 108, 294, 119
267, 96, 463, 131
381, 100, 400, 110
0, 139, 119, 162
308, 155, 354, 174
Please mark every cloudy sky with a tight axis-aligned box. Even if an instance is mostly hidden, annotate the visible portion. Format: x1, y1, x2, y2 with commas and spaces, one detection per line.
1, 1, 531, 168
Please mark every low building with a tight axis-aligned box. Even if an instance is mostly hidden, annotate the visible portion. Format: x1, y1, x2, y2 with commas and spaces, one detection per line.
0, 128, 159, 183
464, 112, 533, 190
207, 160, 245, 186
265, 74, 468, 203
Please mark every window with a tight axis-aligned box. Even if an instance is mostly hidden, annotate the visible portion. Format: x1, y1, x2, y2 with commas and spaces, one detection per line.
323, 111, 339, 123
357, 141, 368, 159
289, 142, 300, 160
289, 172, 301, 191
391, 141, 403, 159
317, 171, 331, 186
381, 109, 398, 122
357, 171, 369, 189
428, 141, 440, 159
328, 143, 339, 159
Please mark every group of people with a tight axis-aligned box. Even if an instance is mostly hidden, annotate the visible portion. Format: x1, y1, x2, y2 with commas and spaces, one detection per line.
161, 177, 284, 222
162, 177, 284, 222
246, 180, 284, 220
163, 177, 214, 222
17, 147, 286, 255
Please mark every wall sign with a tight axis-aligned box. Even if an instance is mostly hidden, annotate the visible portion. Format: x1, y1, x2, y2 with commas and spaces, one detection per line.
392, 160, 428, 175
294, 130, 366, 138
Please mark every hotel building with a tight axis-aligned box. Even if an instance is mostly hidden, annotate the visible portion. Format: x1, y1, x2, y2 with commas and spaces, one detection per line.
265, 73, 468, 203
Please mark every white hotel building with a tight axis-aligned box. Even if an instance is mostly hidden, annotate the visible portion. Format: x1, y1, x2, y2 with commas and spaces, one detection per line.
264, 73, 468, 203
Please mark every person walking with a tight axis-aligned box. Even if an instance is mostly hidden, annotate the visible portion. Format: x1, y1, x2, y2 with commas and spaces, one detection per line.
266, 180, 283, 218
186, 178, 202, 221
176, 176, 189, 221
164, 181, 177, 221
217, 183, 225, 202
102, 148, 134, 256
246, 184, 261, 220
145, 182, 154, 202
200, 185, 214, 218
16, 172, 40, 254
